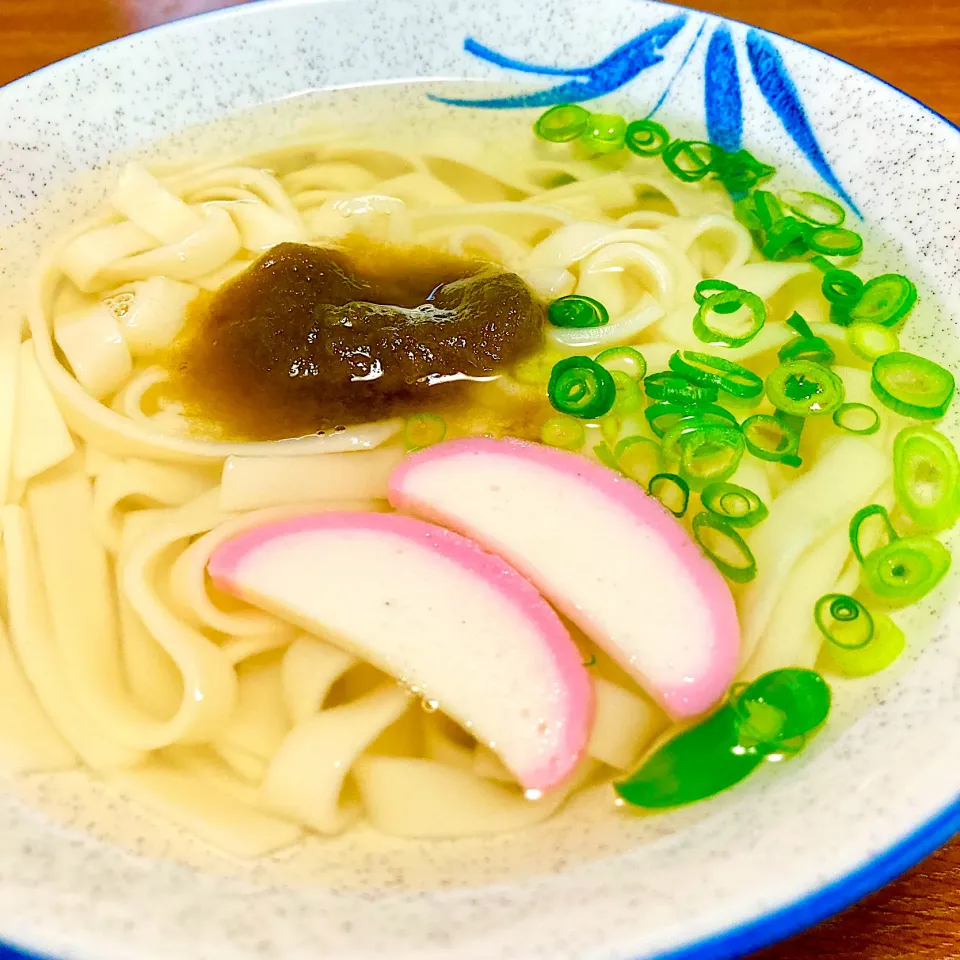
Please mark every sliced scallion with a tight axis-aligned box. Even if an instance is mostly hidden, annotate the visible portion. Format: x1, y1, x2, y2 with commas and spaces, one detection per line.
762, 217, 809, 261
615, 436, 663, 487
822, 611, 905, 677
595, 346, 646, 380
668, 350, 764, 399
693, 289, 766, 348
625, 119, 670, 156
814, 594, 874, 650
786, 311, 814, 338
548, 356, 616, 419
780, 190, 846, 226
807, 226, 863, 257
893, 425, 960, 532
540, 415, 586, 451
534, 104, 591, 142
644, 371, 719, 405
742, 413, 801, 462
648, 472, 690, 517
404, 413, 446, 451
832, 402, 881, 436
679, 423, 746, 486
610, 369, 643, 414
753, 190, 783, 229
850, 274, 917, 326
847, 323, 899, 361
593, 442, 619, 470
778, 336, 835, 365
701, 482, 768, 527
871, 351, 955, 420
692, 512, 758, 582
821, 269, 863, 306
662, 140, 724, 182
548, 294, 609, 328
862, 535, 951, 606
694, 278, 740, 311
717, 150, 776, 193
849, 503, 899, 566
645, 401, 737, 438
766, 359, 845, 417
581, 113, 627, 153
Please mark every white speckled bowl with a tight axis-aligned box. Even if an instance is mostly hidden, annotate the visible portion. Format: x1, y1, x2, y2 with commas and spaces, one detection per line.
1, 1, 959, 958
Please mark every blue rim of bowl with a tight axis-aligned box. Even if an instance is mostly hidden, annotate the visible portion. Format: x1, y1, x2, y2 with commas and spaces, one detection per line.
0, 2, 958, 959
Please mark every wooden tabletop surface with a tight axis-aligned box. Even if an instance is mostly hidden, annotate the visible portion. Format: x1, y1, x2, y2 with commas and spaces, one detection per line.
2, 1, 960, 958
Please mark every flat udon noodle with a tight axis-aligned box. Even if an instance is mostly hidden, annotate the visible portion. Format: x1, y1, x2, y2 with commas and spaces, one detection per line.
1, 127, 879, 853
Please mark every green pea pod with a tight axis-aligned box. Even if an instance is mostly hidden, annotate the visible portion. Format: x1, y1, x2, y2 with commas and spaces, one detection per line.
735, 667, 832, 742
614, 706, 762, 809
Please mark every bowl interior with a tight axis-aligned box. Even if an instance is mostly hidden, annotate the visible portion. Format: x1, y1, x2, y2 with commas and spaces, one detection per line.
0, 2, 958, 958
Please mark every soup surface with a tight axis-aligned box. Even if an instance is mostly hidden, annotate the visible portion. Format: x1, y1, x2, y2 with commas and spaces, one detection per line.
0, 83, 956, 871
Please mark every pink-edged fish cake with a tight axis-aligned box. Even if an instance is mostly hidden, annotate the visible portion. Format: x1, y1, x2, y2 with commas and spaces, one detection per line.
389, 438, 740, 718
208, 511, 592, 794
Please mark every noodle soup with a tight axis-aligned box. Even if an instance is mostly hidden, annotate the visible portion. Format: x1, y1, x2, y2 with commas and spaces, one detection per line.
3, 84, 957, 864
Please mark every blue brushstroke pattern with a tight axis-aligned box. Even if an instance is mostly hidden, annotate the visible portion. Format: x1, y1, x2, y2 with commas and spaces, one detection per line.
704, 26, 742, 152
645, 19, 706, 119
428, 15, 688, 109
746, 29, 860, 215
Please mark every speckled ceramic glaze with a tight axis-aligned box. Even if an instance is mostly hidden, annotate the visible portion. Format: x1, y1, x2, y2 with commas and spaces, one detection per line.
0, 1, 959, 958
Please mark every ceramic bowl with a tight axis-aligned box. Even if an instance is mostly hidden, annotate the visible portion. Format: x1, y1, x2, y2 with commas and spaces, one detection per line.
0, 1, 958, 958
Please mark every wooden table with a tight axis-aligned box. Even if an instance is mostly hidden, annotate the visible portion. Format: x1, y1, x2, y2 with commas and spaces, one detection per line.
2, 1, 959, 958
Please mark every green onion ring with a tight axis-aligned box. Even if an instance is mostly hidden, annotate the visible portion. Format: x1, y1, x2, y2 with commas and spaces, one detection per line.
850, 274, 917, 327
823, 612, 905, 677
668, 350, 764, 399
762, 217, 810, 261
679, 424, 746, 486
644, 371, 720, 404
822, 269, 863, 306
849, 503, 899, 566
807, 226, 863, 257
548, 294, 609, 329
648, 472, 690, 517
662, 140, 725, 182
547, 356, 617, 419
403, 413, 446, 451
644, 401, 737, 438
581, 112, 627, 154
780, 190, 846, 226
693, 289, 767, 348
814, 593, 874, 651
534, 104, 591, 142
700, 482, 769, 527
893, 425, 960, 532
540, 415, 586, 451
862, 535, 952, 606
753, 190, 783, 229
625, 119, 670, 156
847, 323, 900, 362
595, 346, 646, 380
778, 336, 836, 365
766, 359, 845, 417
692, 512, 758, 582
742, 414, 801, 462
832, 402, 881, 436
614, 436, 663, 488
871, 351, 955, 420
786, 311, 814, 338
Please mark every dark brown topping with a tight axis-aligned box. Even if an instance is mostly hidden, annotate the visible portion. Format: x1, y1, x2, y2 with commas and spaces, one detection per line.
165, 239, 545, 440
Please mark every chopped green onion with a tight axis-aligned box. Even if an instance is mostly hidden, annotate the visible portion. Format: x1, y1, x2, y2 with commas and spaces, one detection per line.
832, 402, 881, 436
850, 274, 917, 326
828, 302, 854, 328
862, 535, 951, 606
625, 119, 670, 156
648, 472, 690, 517
547, 356, 616, 419
808, 255, 834, 273
548, 294, 609, 328
595, 346, 646, 380
615, 436, 663, 487
734, 196, 763, 232
766, 359, 845, 417
668, 350, 764, 399
807, 226, 863, 257
761, 217, 810, 261
742, 413, 801, 462
847, 323, 899, 361
786, 311, 814, 338
822, 611, 905, 677
893, 425, 960, 532
404, 413, 446, 451
581, 113, 627, 153
540, 415, 586, 451
694, 278, 740, 311
593, 442, 619, 470
753, 190, 783, 229
778, 336, 835, 365
701, 482, 768, 527
814, 594, 874, 651
693, 289, 766, 348
849, 504, 898, 566
644, 401, 737, 438
821, 269, 863, 306
534, 104, 591, 142
780, 190, 846, 227
871, 351, 955, 420
679, 423, 745, 486
660, 414, 738, 461
692, 512, 757, 582
662, 140, 724, 182
609, 369, 643, 415
717, 150, 776, 192
644, 371, 719, 405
